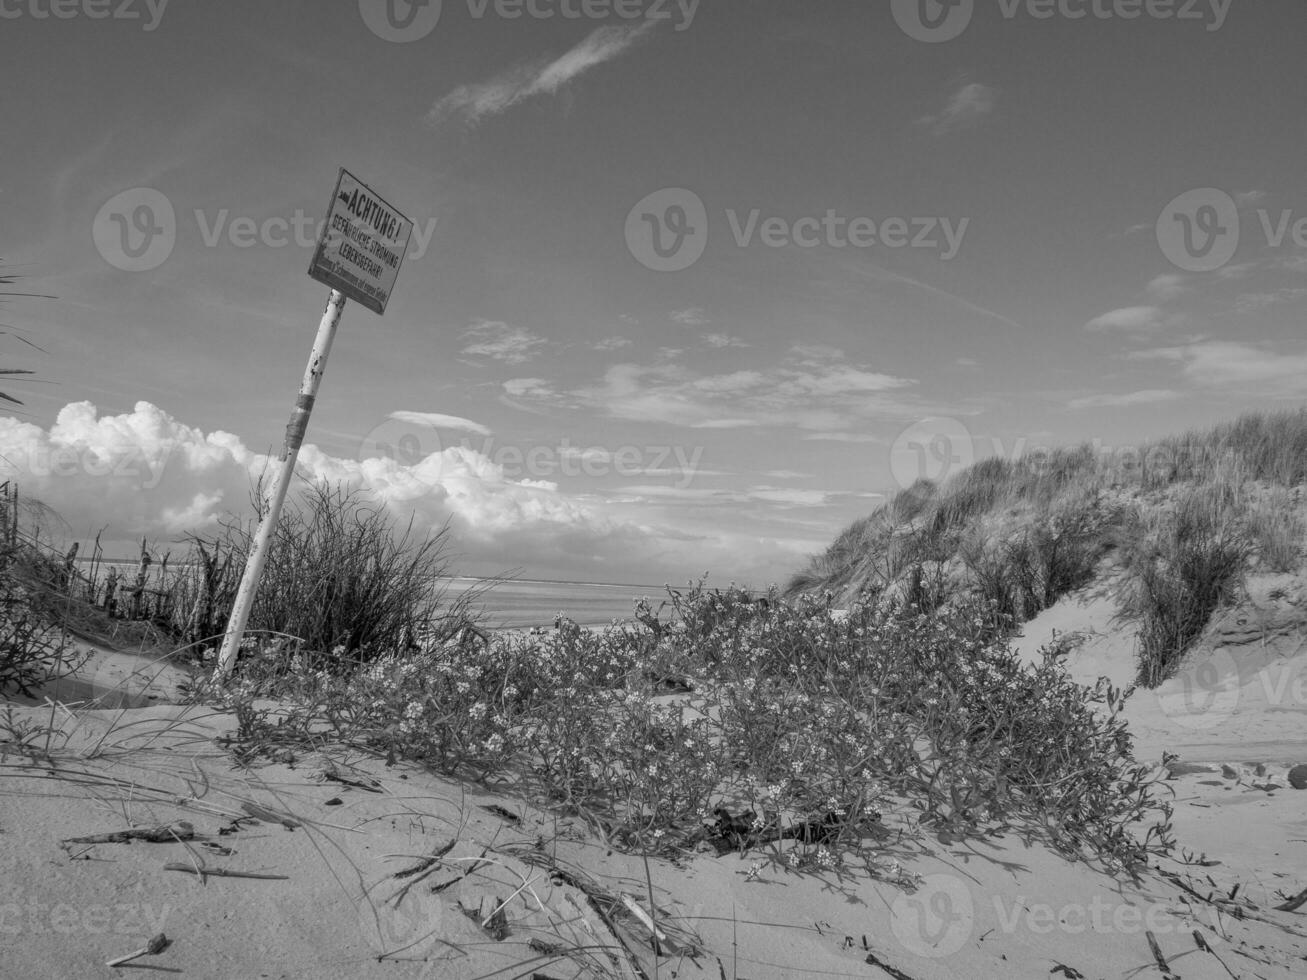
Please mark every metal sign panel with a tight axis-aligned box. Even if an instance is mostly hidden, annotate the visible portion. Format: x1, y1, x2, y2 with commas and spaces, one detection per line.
308, 168, 413, 315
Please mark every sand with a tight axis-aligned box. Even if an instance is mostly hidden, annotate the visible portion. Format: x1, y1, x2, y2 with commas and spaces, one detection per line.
3, 577, 1307, 979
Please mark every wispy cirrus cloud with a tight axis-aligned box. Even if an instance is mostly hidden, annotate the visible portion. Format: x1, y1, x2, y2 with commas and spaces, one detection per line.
503, 346, 919, 432
1234, 288, 1307, 313
388, 411, 492, 436
1084, 305, 1172, 335
1146, 274, 1187, 302
426, 22, 657, 126
671, 307, 710, 326
917, 82, 998, 136
1130, 340, 1307, 394
1066, 389, 1180, 410
702, 333, 749, 349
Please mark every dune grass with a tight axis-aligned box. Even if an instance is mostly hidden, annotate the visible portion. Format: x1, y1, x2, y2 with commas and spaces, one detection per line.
787, 408, 1307, 688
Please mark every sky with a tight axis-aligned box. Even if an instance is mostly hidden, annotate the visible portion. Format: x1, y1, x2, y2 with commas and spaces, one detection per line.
1, 0, 1305, 586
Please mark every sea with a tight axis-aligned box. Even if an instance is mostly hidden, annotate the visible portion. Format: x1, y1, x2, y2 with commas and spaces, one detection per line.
442, 577, 673, 630
75, 559, 676, 631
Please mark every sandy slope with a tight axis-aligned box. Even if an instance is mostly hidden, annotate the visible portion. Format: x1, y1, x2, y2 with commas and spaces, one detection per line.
3, 584, 1307, 979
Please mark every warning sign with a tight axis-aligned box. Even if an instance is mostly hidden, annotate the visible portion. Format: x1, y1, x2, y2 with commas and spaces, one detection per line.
308, 168, 413, 315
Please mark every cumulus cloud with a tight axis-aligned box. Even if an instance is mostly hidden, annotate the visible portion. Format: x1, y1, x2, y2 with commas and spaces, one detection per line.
593, 337, 632, 351
917, 82, 998, 136
427, 22, 656, 126
461, 320, 548, 364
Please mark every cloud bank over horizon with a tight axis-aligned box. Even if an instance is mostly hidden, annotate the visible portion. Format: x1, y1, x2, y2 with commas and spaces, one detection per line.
0, 401, 798, 585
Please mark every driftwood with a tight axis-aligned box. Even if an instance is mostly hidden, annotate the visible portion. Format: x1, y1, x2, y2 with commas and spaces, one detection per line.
62, 821, 194, 845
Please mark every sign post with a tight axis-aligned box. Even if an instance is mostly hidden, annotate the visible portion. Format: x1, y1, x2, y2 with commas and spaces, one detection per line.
213, 169, 413, 683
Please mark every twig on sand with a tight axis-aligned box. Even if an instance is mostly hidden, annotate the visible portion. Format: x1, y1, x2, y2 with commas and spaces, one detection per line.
62, 821, 194, 845
105, 932, 170, 968
1145, 930, 1180, 980
163, 862, 288, 880
862, 948, 918, 980
389, 838, 458, 906
1192, 930, 1239, 980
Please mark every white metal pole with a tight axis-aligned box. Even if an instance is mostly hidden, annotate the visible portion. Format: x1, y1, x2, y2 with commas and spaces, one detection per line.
213, 288, 348, 683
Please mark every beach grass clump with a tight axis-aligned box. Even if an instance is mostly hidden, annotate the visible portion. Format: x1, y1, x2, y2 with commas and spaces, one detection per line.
0, 536, 87, 698
1120, 487, 1250, 688
177, 480, 483, 672
219, 581, 1174, 877
1243, 488, 1304, 572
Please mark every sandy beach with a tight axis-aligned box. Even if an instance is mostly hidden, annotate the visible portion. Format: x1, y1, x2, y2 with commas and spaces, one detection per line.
4, 565, 1307, 979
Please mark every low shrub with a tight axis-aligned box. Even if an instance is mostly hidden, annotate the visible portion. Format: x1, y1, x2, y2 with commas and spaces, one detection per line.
220, 582, 1174, 876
